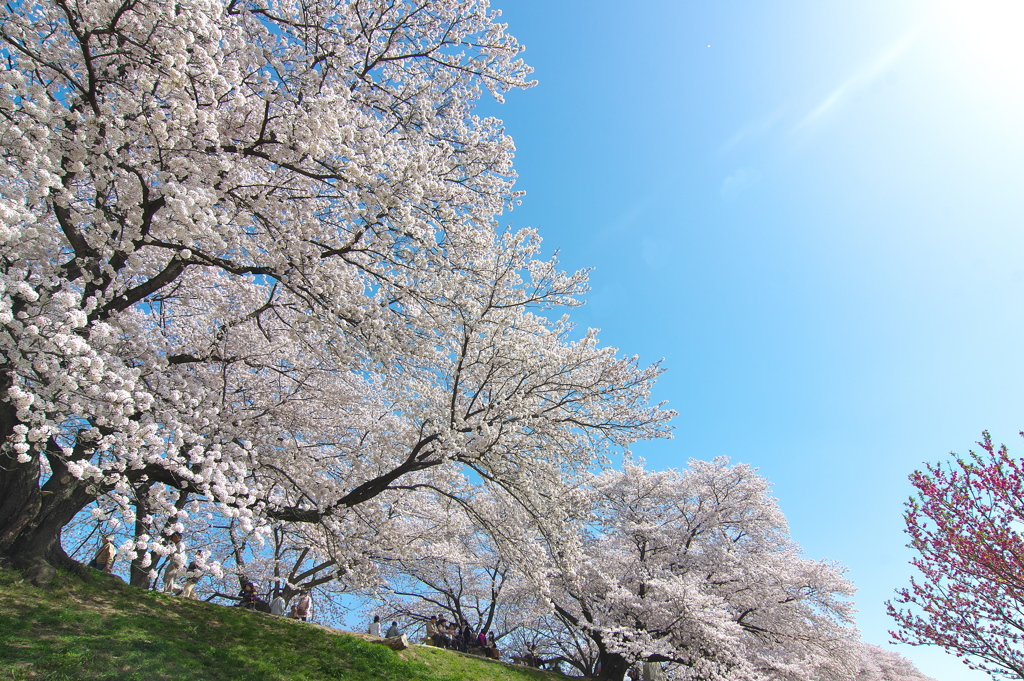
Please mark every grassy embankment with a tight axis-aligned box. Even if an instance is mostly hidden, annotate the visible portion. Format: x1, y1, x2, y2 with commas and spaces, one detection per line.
0, 568, 572, 681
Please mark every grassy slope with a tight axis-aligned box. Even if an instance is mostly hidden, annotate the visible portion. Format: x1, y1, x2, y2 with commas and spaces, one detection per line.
0, 569, 572, 681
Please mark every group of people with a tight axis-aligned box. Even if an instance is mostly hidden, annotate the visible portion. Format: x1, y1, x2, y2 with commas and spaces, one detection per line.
423, 615, 500, 659
367, 613, 500, 659
159, 533, 206, 598
240, 581, 313, 621
97, 537, 518, 663
367, 615, 404, 638
89, 533, 204, 599
90, 536, 317, 621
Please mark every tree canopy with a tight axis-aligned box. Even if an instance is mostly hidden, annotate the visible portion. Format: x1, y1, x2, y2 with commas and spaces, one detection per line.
0, 0, 672, 583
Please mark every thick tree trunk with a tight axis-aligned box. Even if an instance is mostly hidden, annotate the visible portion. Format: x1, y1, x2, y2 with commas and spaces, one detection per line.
0, 451, 43, 555
596, 651, 631, 681
551, 601, 631, 681
1, 365, 197, 588
0, 458, 96, 584
0, 372, 100, 584
0, 372, 38, 556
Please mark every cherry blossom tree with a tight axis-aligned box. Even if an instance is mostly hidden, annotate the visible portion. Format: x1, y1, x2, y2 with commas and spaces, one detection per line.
510, 609, 602, 675
197, 519, 367, 609
363, 487, 541, 643
536, 459, 859, 681
887, 432, 1024, 680
855, 644, 936, 681
0, 0, 673, 583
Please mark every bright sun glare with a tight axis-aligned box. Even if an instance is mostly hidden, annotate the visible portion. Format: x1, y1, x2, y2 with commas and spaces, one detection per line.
936, 0, 1024, 105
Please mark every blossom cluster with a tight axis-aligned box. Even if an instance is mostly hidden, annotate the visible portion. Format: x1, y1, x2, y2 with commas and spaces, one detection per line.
888, 432, 1024, 680
0, 0, 671, 593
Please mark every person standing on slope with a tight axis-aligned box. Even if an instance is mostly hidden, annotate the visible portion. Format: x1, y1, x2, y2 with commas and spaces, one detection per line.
180, 550, 205, 599
293, 590, 312, 622
270, 591, 287, 616
91, 536, 117, 574
161, 532, 184, 593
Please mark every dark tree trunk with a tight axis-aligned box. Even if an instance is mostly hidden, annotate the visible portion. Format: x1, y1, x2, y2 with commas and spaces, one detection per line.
551, 601, 632, 681
0, 372, 38, 555
2, 362, 199, 587
596, 651, 631, 681
1, 370, 101, 584
0, 449, 97, 584
130, 483, 154, 588
0, 450, 43, 555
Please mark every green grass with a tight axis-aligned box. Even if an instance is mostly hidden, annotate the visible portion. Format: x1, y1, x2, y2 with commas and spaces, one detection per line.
0, 568, 572, 681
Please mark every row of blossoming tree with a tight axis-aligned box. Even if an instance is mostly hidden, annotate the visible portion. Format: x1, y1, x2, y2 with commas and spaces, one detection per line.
366, 458, 937, 681
0, 1, 943, 680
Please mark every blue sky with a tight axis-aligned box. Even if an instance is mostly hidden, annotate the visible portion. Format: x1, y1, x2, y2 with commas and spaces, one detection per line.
485, 1, 1024, 678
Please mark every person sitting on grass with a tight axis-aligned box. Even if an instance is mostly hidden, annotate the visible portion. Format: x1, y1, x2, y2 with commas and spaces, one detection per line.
425, 615, 439, 645
239, 580, 258, 609
470, 627, 490, 654
434, 618, 454, 649
161, 532, 184, 594
385, 621, 401, 638
369, 615, 382, 637
486, 632, 500, 660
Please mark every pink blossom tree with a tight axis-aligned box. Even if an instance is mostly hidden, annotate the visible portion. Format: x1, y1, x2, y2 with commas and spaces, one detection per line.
887, 431, 1024, 680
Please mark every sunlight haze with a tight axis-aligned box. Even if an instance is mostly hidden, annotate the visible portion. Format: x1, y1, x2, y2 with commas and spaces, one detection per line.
489, 1, 1024, 678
